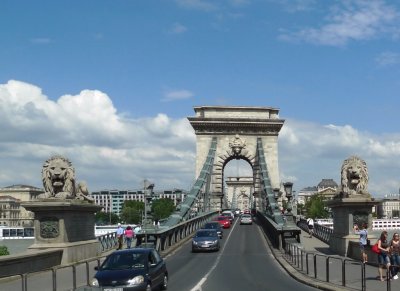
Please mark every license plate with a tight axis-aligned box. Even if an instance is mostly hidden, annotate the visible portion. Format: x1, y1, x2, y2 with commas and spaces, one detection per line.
104, 288, 123, 291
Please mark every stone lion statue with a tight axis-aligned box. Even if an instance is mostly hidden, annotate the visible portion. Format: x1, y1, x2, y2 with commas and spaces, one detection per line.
340, 155, 369, 197
38, 155, 94, 202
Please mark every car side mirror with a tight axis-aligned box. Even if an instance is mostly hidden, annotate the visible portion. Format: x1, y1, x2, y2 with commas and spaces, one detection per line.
94, 266, 99, 271
150, 263, 157, 268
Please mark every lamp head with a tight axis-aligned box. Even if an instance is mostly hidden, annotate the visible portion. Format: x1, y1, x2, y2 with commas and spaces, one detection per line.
273, 188, 280, 199
283, 182, 293, 198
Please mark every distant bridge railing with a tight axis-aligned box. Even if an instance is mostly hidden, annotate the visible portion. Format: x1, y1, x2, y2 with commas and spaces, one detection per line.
135, 211, 219, 254
256, 211, 300, 250
297, 218, 333, 244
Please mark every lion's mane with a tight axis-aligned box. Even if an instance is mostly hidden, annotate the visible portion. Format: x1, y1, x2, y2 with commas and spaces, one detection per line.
341, 156, 368, 195
42, 155, 76, 197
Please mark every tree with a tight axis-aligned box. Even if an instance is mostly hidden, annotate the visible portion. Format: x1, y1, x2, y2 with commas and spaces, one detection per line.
151, 198, 175, 222
305, 194, 329, 219
121, 201, 145, 224
95, 211, 119, 225
297, 203, 305, 216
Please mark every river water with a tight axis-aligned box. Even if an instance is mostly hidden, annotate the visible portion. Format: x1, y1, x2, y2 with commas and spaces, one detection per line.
0, 239, 34, 255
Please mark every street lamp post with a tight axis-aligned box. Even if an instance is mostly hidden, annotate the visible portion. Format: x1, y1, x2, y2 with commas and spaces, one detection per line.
283, 182, 297, 226
143, 180, 154, 246
283, 182, 293, 212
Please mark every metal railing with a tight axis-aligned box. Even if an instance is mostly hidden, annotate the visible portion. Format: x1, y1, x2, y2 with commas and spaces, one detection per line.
283, 241, 399, 291
1, 257, 102, 291
297, 218, 333, 243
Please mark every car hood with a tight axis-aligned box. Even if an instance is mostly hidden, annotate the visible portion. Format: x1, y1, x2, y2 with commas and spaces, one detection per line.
95, 268, 147, 283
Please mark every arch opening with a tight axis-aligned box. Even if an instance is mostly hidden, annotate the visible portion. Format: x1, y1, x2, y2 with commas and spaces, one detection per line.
223, 158, 254, 211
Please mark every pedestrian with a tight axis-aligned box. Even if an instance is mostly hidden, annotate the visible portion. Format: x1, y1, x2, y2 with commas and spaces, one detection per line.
353, 223, 368, 263
116, 223, 124, 250
377, 230, 391, 281
124, 225, 135, 249
390, 232, 400, 280
306, 217, 314, 238
134, 224, 142, 234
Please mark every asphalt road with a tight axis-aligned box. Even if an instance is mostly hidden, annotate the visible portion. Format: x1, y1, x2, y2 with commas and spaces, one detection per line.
0, 217, 320, 291
164, 217, 319, 291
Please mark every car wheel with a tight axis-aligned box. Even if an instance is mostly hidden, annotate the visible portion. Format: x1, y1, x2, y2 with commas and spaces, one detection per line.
160, 274, 168, 290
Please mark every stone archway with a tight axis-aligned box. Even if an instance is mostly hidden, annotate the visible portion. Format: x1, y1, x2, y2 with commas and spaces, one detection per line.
188, 106, 284, 211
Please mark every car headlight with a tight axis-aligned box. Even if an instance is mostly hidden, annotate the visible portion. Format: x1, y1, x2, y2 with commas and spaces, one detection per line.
90, 278, 99, 287
192, 240, 198, 245
127, 275, 145, 286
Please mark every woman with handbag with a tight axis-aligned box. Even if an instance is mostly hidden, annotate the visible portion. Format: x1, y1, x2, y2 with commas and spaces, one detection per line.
378, 231, 391, 281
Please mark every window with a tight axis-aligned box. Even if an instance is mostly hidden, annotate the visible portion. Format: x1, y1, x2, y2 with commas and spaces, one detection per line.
150, 250, 161, 265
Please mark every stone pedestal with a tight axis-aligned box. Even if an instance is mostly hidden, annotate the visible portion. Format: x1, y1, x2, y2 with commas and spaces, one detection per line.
21, 200, 103, 265
326, 197, 377, 256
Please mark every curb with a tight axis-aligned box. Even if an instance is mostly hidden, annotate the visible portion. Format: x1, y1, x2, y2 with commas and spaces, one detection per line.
259, 226, 353, 291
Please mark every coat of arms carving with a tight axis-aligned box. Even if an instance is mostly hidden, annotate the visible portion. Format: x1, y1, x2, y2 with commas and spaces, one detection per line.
229, 134, 246, 156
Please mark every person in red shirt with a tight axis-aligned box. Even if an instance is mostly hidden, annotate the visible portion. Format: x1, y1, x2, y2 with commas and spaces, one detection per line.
124, 225, 135, 249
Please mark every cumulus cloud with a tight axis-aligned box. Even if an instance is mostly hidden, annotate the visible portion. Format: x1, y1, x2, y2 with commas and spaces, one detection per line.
162, 89, 194, 102
279, 1, 399, 46
279, 119, 400, 195
375, 51, 400, 66
175, 0, 216, 11
1, 80, 399, 196
0, 80, 196, 190
271, 0, 316, 13
169, 22, 188, 34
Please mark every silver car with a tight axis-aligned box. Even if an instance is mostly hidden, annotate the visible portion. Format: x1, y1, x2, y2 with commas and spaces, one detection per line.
240, 214, 253, 225
192, 229, 220, 252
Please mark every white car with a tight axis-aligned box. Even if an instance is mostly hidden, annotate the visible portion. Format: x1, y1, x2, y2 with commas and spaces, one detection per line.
240, 214, 252, 225
221, 210, 234, 222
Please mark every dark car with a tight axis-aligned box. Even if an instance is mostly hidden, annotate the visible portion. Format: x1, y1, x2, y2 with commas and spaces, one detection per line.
192, 229, 220, 252
90, 248, 168, 291
202, 221, 223, 238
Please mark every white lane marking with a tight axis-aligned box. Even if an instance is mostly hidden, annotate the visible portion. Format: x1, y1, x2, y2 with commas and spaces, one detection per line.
190, 218, 238, 291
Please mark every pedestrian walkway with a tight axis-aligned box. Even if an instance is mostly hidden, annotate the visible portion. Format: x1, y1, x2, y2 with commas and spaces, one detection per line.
284, 229, 400, 291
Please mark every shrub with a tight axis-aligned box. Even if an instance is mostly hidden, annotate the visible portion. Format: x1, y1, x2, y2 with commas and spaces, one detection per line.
0, 245, 9, 256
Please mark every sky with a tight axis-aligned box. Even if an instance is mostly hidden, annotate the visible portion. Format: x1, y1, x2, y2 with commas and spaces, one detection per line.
1, 0, 400, 197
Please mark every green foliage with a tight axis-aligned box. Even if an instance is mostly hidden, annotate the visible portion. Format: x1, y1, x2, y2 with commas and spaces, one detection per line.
0, 246, 9, 256
151, 198, 175, 222
95, 211, 119, 225
305, 194, 329, 219
297, 203, 306, 216
121, 201, 145, 224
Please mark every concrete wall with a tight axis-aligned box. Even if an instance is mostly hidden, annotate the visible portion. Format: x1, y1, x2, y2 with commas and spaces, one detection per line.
347, 241, 379, 264
0, 249, 63, 278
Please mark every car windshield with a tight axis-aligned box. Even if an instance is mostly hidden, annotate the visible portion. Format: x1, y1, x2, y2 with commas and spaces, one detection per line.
100, 252, 146, 270
242, 214, 251, 218
217, 217, 228, 221
204, 223, 219, 229
196, 230, 217, 237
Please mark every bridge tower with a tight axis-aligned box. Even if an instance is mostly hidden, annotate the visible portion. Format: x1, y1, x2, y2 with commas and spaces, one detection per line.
188, 106, 284, 211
